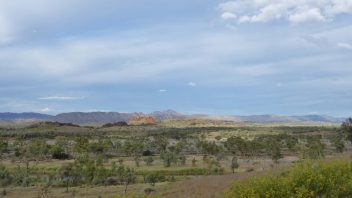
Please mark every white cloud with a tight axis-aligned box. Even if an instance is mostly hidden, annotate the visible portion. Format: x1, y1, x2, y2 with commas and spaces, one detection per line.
40, 107, 51, 112
0, 14, 15, 44
159, 89, 168, 92
289, 8, 326, 23
221, 12, 237, 20
188, 82, 197, 87
38, 96, 84, 100
336, 42, 352, 50
219, 0, 352, 23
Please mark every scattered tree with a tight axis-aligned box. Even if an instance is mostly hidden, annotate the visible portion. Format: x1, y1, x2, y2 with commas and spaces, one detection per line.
231, 156, 239, 173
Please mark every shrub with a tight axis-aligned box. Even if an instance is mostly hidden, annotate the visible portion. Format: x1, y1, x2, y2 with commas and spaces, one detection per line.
0, 164, 11, 186
144, 156, 154, 166
142, 150, 153, 156
226, 160, 352, 198
145, 172, 166, 186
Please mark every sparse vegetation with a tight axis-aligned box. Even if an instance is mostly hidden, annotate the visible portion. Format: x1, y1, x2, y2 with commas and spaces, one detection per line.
0, 119, 349, 197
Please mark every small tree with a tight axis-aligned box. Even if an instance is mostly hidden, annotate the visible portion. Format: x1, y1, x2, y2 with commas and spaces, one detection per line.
266, 138, 283, 164
60, 164, 76, 193
231, 156, 239, 173
206, 159, 224, 175
304, 137, 325, 159
145, 172, 165, 186
0, 139, 8, 159
123, 168, 136, 195
118, 158, 124, 166
73, 136, 89, 153
192, 157, 197, 167
50, 141, 69, 160
285, 135, 298, 151
144, 156, 154, 166
179, 155, 186, 166
333, 134, 345, 153
342, 118, 352, 143
161, 152, 177, 167
134, 156, 141, 167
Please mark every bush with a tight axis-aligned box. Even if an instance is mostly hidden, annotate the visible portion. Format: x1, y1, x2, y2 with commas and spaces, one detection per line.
0, 164, 11, 186
144, 156, 154, 166
145, 172, 166, 186
142, 150, 153, 156
226, 160, 352, 198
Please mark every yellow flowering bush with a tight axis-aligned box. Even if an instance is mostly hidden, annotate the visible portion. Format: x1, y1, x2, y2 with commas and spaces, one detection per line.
226, 160, 352, 198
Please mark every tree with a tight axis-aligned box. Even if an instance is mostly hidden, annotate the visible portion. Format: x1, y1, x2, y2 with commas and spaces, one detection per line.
88, 139, 109, 156
74, 137, 89, 153
154, 136, 168, 154
197, 141, 223, 157
50, 140, 69, 160
134, 156, 141, 167
124, 168, 136, 195
342, 118, 352, 143
192, 157, 197, 167
123, 139, 144, 164
285, 135, 298, 151
224, 137, 237, 155
225, 137, 263, 160
174, 140, 187, 155
206, 159, 224, 175
28, 139, 49, 160
304, 137, 325, 159
179, 155, 186, 166
0, 139, 8, 159
60, 164, 76, 193
144, 156, 154, 166
145, 172, 165, 186
333, 133, 345, 153
231, 156, 239, 173
266, 138, 283, 164
14, 138, 49, 176
161, 152, 177, 167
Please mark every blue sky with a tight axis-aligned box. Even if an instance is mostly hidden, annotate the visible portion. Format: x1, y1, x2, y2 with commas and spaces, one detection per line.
0, 0, 352, 116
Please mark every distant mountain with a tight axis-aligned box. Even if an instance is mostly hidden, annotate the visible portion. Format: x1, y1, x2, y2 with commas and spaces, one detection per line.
149, 109, 186, 120
53, 110, 185, 124
0, 112, 53, 121
0, 111, 346, 125
53, 112, 141, 125
194, 114, 344, 123
292, 115, 344, 123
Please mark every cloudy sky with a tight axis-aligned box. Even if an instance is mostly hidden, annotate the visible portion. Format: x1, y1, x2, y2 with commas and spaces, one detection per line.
0, 0, 352, 116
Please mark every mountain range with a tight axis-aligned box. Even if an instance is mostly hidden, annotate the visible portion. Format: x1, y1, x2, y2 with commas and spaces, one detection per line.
0, 110, 345, 125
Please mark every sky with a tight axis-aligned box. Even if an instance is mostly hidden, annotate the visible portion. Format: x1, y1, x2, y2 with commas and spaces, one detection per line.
0, 0, 352, 116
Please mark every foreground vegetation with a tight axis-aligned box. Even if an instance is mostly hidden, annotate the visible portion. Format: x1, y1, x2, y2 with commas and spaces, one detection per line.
226, 160, 352, 198
0, 118, 351, 197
